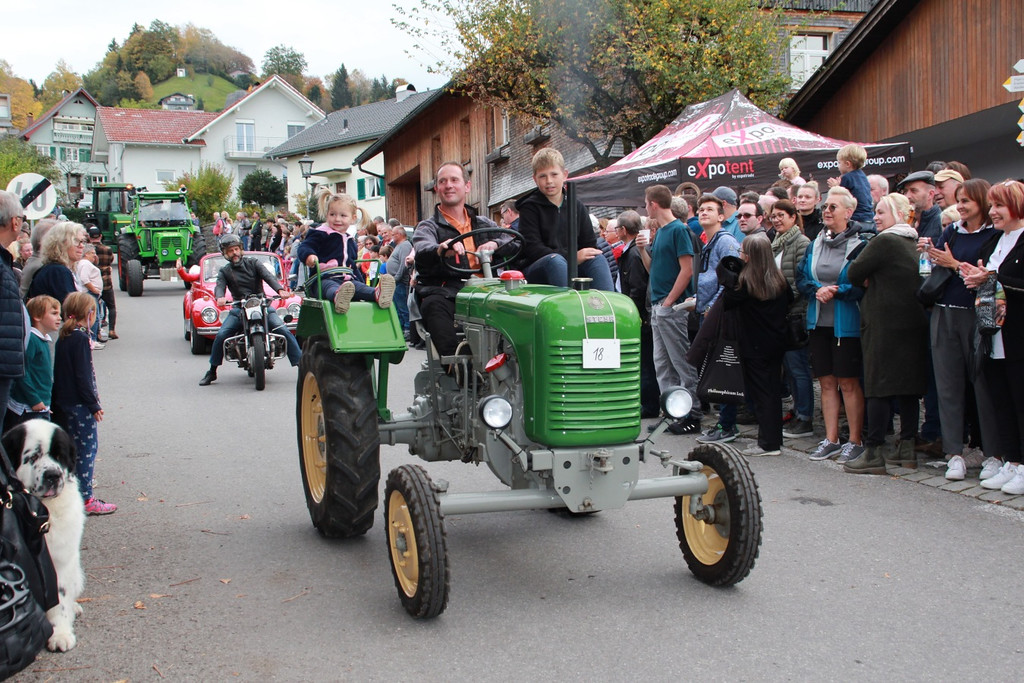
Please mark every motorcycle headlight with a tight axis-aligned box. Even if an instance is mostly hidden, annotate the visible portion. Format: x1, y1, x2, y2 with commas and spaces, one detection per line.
661, 387, 693, 420
244, 298, 261, 310
478, 395, 513, 430
200, 306, 218, 324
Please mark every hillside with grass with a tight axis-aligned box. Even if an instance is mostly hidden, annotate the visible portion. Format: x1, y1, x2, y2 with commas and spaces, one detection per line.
150, 72, 238, 111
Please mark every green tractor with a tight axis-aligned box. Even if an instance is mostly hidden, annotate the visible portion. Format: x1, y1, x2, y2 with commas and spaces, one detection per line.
83, 183, 133, 251
295, 230, 763, 619
115, 186, 206, 297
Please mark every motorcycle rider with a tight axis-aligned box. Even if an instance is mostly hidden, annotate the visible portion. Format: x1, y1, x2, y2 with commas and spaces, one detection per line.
199, 234, 301, 386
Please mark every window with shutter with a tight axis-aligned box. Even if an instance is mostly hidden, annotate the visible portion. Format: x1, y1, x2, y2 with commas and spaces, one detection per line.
357, 178, 366, 200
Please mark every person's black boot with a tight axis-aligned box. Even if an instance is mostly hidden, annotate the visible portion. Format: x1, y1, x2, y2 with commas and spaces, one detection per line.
199, 368, 217, 386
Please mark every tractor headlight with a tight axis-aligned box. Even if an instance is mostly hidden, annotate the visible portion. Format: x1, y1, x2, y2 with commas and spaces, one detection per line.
200, 306, 218, 324
161, 249, 169, 256
175, 248, 182, 255
287, 303, 301, 320
661, 387, 693, 420
479, 395, 513, 430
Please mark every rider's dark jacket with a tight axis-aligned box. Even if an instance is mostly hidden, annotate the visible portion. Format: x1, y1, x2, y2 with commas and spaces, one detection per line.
215, 256, 284, 300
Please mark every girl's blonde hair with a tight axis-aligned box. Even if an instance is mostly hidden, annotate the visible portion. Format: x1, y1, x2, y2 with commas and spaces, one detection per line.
42, 221, 84, 268
60, 291, 96, 339
315, 186, 371, 232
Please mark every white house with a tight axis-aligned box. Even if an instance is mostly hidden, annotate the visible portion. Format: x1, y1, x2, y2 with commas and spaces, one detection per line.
91, 75, 324, 203
267, 85, 435, 219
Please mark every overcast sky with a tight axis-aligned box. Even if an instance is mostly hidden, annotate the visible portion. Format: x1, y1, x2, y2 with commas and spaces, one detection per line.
6, 0, 449, 92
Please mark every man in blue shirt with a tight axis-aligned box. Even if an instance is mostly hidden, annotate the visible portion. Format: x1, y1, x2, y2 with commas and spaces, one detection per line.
640, 184, 702, 433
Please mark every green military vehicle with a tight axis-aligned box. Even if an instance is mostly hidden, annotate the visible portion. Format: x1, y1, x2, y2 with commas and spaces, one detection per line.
294, 228, 763, 619
116, 187, 206, 297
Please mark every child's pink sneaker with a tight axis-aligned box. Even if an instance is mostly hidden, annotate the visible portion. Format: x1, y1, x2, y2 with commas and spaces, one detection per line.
84, 498, 117, 515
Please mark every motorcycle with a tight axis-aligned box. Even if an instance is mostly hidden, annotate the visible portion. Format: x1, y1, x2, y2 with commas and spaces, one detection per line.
222, 294, 290, 390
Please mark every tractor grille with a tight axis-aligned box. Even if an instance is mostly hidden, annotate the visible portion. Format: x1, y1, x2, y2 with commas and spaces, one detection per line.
543, 339, 641, 433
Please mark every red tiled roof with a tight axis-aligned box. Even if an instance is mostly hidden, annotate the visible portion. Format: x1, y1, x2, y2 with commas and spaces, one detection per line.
96, 107, 218, 145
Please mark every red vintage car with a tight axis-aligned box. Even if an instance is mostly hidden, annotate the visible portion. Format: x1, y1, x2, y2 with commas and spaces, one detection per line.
181, 251, 302, 355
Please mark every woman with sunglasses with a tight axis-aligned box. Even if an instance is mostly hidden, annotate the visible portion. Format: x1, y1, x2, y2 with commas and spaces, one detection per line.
959, 179, 1024, 494
770, 200, 814, 439
796, 187, 871, 464
842, 193, 929, 474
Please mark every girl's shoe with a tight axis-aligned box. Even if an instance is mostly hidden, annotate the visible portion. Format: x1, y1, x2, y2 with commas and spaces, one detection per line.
375, 274, 396, 308
334, 281, 356, 314
84, 498, 117, 515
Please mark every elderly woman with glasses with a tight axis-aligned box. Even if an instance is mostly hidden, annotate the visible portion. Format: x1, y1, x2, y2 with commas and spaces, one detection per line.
796, 186, 872, 464
27, 221, 87, 306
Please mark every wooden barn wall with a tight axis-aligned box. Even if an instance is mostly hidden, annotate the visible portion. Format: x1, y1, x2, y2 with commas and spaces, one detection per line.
805, 0, 1022, 141
382, 94, 493, 225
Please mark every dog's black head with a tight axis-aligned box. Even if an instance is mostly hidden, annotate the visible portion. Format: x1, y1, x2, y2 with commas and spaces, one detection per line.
1, 420, 77, 498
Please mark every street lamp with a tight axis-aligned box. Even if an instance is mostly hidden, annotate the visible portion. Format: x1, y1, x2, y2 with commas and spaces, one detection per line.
298, 154, 314, 220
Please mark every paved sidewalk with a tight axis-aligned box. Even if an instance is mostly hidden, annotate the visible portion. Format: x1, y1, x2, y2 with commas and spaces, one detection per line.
698, 417, 1024, 512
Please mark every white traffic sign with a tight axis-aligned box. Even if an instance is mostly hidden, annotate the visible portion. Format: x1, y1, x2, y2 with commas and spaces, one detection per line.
1015, 58, 1024, 74
1004, 75, 1024, 92
6, 173, 57, 219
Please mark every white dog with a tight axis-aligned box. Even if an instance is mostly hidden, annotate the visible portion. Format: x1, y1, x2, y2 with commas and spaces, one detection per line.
2, 420, 86, 652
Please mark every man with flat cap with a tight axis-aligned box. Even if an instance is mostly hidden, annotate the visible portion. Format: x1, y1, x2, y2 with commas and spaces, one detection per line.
897, 171, 942, 242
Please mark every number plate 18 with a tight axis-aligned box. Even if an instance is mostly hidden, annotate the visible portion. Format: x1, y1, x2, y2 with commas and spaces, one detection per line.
582, 338, 620, 369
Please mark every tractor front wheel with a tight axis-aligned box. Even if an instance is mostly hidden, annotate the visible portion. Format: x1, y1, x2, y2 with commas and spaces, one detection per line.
384, 464, 449, 619
675, 443, 762, 587
296, 337, 380, 537
126, 260, 144, 297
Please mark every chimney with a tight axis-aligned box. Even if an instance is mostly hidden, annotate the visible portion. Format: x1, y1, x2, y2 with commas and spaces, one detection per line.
25, 113, 34, 126
395, 84, 417, 102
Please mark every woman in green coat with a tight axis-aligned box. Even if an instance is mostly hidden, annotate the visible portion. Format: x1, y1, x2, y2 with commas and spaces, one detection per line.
844, 193, 929, 474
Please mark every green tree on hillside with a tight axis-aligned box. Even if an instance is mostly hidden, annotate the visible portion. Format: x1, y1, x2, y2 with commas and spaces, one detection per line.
396, 0, 792, 166
330, 64, 352, 110
39, 60, 83, 111
261, 45, 306, 91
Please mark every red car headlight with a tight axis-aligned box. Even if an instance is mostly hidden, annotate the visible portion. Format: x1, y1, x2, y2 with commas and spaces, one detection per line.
200, 306, 218, 324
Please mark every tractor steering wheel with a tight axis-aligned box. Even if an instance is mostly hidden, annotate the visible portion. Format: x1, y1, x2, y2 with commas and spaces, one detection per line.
441, 227, 523, 276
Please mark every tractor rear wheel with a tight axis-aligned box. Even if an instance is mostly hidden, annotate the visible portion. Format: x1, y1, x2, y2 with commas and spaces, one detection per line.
117, 235, 138, 292
296, 337, 380, 537
675, 443, 762, 587
384, 464, 449, 619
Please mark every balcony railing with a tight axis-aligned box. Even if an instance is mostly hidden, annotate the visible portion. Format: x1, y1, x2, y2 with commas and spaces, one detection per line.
223, 136, 285, 159
53, 129, 93, 144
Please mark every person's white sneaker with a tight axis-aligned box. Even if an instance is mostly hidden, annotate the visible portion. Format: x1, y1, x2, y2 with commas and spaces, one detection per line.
980, 457, 1003, 480
1001, 465, 1024, 495
981, 461, 1017, 490
945, 455, 966, 481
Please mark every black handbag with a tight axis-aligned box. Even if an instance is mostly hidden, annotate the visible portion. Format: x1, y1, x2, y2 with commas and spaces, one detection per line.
917, 228, 959, 307
0, 451, 59, 614
785, 311, 809, 350
975, 272, 1005, 336
917, 266, 956, 307
696, 312, 745, 405
0, 556, 52, 678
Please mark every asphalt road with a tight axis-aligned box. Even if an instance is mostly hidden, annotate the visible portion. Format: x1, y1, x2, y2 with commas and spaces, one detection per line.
14, 278, 1024, 681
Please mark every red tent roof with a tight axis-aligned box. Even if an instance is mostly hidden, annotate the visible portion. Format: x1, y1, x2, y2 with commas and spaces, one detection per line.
572, 89, 910, 207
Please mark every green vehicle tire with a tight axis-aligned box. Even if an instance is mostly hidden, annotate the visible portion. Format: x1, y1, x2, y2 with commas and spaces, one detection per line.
675, 443, 762, 587
126, 260, 144, 297
384, 464, 449, 619
296, 337, 380, 538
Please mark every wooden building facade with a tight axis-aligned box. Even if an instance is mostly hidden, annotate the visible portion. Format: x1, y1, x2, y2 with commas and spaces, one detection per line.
786, 0, 1024, 180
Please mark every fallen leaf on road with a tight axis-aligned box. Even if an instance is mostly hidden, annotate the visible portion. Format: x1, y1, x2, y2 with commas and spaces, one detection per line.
149, 593, 172, 598
134, 601, 146, 609
220, 578, 231, 584
239, 514, 250, 520
883, 573, 891, 578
